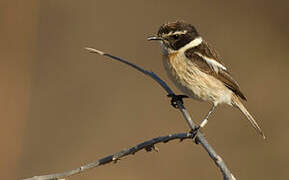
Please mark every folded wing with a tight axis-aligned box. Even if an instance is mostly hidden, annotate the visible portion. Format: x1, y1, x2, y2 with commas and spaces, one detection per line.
185, 40, 247, 100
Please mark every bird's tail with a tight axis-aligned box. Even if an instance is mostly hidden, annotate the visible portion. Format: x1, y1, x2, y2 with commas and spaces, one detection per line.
231, 95, 266, 139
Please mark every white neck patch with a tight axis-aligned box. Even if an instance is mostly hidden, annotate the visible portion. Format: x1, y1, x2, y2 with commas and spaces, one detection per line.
178, 36, 203, 53
160, 36, 203, 55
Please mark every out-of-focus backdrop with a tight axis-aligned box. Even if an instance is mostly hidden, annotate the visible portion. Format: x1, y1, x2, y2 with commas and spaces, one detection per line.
1, 0, 289, 179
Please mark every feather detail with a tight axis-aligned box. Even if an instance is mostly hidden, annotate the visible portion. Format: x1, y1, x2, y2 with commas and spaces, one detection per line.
194, 52, 227, 73
184, 40, 247, 101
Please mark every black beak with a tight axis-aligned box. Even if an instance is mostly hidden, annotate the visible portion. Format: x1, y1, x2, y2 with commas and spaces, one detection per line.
147, 36, 163, 41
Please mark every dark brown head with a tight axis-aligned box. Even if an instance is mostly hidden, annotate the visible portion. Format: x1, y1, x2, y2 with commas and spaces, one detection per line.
148, 21, 200, 51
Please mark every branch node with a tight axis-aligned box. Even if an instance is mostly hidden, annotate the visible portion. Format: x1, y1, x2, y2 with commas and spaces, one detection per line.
179, 137, 185, 142
152, 146, 159, 152
194, 137, 200, 144
144, 144, 159, 152
112, 157, 119, 163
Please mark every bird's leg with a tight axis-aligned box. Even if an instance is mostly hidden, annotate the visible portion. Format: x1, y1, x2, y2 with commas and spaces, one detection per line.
167, 94, 189, 108
199, 104, 216, 128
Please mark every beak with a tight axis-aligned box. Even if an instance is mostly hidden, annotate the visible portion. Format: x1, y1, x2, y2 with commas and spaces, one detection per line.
147, 36, 163, 41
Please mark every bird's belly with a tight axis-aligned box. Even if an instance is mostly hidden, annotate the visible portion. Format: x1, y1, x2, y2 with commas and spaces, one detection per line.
162, 53, 232, 105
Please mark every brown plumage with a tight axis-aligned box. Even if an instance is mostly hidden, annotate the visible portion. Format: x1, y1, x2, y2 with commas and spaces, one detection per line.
185, 41, 247, 100
149, 20, 265, 139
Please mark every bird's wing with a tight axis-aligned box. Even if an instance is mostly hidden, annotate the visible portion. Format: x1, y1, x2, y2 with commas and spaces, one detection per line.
184, 40, 247, 100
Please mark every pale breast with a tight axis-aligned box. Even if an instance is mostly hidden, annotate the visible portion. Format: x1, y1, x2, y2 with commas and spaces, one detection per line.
162, 51, 232, 105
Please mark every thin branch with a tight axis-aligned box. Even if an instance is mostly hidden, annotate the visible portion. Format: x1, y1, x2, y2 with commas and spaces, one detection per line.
23, 48, 236, 180
23, 133, 196, 180
84, 48, 174, 95
85, 47, 236, 180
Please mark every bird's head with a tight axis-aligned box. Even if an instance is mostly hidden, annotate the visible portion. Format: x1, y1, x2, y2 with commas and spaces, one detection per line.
148, 21, 200, 52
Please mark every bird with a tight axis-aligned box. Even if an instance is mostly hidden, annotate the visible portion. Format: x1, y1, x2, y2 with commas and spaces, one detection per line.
148, 20, 265, 139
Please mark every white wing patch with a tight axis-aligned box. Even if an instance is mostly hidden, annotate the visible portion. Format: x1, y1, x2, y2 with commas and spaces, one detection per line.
194, 52, 227, 73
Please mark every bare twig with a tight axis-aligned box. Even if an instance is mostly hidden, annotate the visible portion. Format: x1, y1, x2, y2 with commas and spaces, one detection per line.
85, 47, 236, 180
23, 133, 196, 180
23, 48, 236, 180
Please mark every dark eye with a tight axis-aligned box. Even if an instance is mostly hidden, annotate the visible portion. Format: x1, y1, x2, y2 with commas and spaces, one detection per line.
172, 34, 179, 40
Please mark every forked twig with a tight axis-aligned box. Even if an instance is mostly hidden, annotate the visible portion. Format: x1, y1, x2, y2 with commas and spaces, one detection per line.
23, 48, 236, 180
23, 133, 196, 180
85, 47, 236, 180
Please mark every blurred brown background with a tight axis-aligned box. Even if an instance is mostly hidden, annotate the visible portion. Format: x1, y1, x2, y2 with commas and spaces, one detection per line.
1, 0, 289, 179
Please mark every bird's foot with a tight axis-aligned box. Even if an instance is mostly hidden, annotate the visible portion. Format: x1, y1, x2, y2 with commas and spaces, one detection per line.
167, 94, 189, 108
189, 126, 200, 136
189, 126, 201, 144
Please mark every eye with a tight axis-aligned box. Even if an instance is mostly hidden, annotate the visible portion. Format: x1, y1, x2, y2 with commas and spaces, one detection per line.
171, 34, 179, 40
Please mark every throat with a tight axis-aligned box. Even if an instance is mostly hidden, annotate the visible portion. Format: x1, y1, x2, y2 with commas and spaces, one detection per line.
160, 42, 175, 55
168, 51, 179, 60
